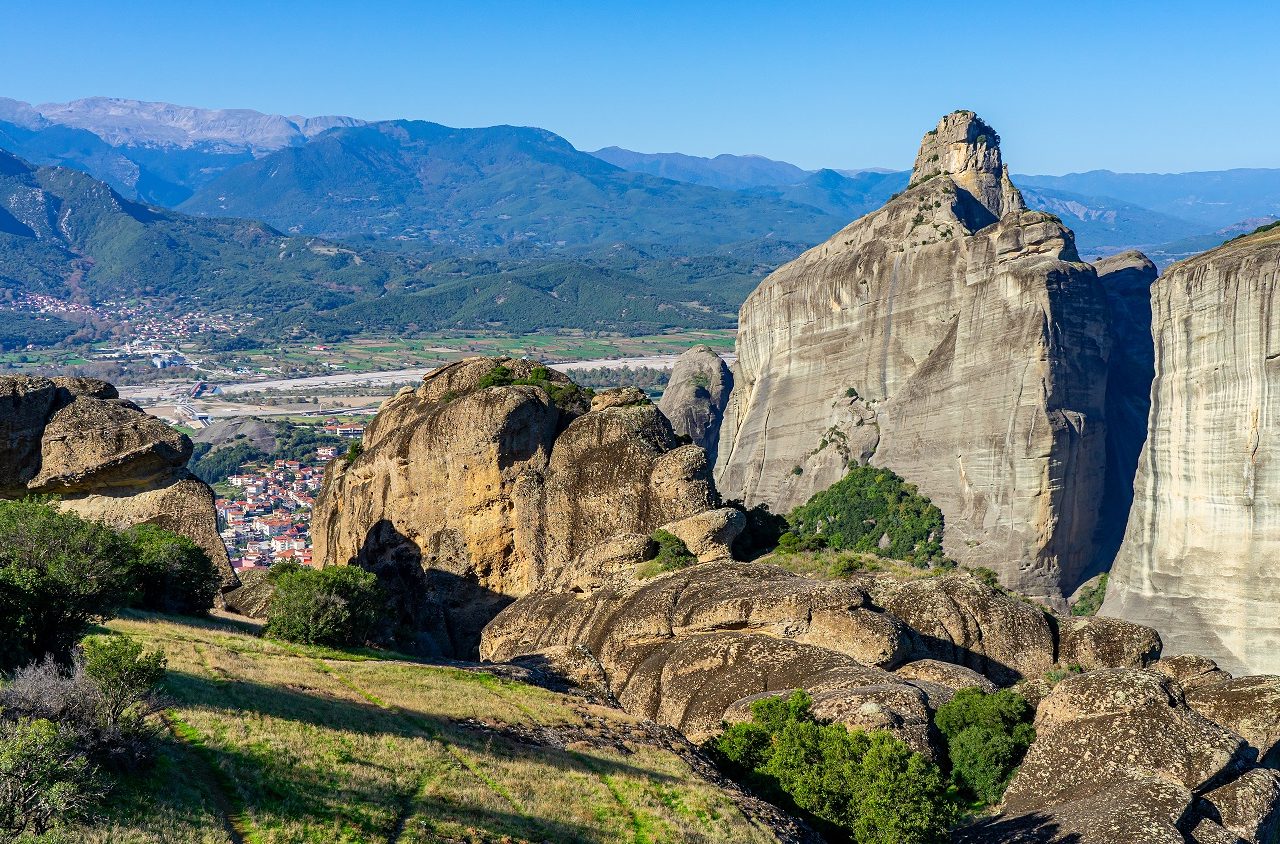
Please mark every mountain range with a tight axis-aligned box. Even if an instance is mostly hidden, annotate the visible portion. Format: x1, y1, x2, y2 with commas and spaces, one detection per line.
2, 95, 1279, 343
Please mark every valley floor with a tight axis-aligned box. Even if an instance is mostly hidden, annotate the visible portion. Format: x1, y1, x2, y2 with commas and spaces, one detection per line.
82, 613, 787, 844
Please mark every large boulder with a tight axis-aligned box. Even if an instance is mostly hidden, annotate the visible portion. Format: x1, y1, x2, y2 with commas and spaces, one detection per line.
312, 357, 719, 656
0, 375, 233, 589
715, 110, 1113, 606
1184, 676, 1280, 766
872, 572, 1056, 684
969, 668, 1256, 843
658, 345, 734, 465
1056, 615, 1162, 671
1102, 224, 1280, 675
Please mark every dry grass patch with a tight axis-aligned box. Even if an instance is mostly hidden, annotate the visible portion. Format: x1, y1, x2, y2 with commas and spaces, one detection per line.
71, 613, 776, 844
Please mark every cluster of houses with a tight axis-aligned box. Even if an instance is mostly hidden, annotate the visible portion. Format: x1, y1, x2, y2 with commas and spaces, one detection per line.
216, 445, 341, 571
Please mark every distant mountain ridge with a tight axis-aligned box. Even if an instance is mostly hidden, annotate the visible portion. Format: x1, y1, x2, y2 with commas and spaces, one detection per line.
0, 96, 363, 150
178, 120, 843, 250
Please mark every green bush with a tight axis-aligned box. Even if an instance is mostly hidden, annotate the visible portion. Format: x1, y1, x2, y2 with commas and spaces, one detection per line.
1069, 573, 1108, 616
0, 717, 104, 840
80, 635, 167, 732
123, 524, 221, 615
476, 362, 593, 413
265, 566, 385, 646
786, 466, 945, 565
934, 688, 1035, 805
636, 530, 697, 579
707, 691, 957, 843
0, 500, 135, 670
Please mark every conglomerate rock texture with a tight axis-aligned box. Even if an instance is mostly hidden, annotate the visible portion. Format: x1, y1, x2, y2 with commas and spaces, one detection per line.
481, 562, 1159, 751
658, 344, 734, 465
1103, 224, 1280, 675
714, 111, 1112, 604
960, 667, 1280, 844
311, 357, 718, 657
0, 375, 234, 587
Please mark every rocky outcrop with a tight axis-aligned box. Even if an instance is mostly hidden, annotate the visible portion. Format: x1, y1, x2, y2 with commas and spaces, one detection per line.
311, 358, 719, 656
963, 668, 1265, 843
1103, 224, 1280, 675
658, 345, 734, 465
715, 111, 1112, 604
0, 375, 234, 588
481, 562, 1142, 748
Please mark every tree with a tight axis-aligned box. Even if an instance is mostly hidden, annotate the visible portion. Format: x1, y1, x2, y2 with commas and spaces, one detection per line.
123, 523, 221, 615
265, 566, 384, 646
80, 635, 167, 731
707, 691, 957, 843
0, 500, 134, 670
0, 717, 104, 839
934, 687, 1035, 805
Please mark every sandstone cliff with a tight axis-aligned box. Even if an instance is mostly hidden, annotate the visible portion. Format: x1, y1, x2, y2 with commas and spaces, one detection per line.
1103, 224, 1280, 675
0, 375, 234, 588
658, 345, 734, 465
311, 357, 719, 656
714, 111, 1112, 604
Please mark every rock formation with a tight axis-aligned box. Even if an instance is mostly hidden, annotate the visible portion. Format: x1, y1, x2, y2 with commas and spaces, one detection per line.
1091, 250, 1159, 574
0, 375, 234, 588
1103, 224, 1280, 675
962, 667, 1280, 844
658, 345, 734, 465
310, 357, 721, 657
714, 111, 1112, 604
481, 560, 1157, 752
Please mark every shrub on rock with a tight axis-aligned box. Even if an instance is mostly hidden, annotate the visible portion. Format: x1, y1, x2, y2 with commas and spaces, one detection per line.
783, 466, 945, 565
934, 687, 1035, 805
707, 690, 957, 843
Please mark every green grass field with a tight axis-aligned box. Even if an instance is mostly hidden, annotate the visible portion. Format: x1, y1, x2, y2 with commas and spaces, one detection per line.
80, 613, 777, 844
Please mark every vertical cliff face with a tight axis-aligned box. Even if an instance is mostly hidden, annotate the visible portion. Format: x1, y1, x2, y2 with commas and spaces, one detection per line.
1091, 251, 1158, 574
1103, 225, 1280, 675
715, 112, 1112, 603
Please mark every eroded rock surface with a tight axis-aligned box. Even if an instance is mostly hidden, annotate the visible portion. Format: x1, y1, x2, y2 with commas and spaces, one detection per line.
1103, 224, 1280, 675
960, 667, 1280, 844
714, 111, 1112, 605
311, 357, 719, 656
0, 375, 234, 588
658, 344, 734, 465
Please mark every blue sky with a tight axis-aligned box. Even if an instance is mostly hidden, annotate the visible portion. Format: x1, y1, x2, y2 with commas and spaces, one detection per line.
1, 0, 1275, 174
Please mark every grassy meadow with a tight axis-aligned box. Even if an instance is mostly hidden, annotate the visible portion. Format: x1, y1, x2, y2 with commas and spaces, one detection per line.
79, 613, 777, 844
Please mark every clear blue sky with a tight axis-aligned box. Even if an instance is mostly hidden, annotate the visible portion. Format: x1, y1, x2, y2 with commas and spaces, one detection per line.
2, 0, 1275, 174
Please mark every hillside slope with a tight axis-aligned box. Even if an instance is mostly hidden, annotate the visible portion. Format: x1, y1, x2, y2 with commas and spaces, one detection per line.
83, 613, 799, 844
180, 121, 842, 250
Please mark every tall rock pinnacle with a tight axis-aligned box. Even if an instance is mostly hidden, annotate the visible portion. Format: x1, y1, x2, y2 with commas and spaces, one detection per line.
909, 110, 1025, 222
715, 112, 1112, 604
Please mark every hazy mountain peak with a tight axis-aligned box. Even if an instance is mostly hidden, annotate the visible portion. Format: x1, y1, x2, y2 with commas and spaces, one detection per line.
10, 96, 364, 150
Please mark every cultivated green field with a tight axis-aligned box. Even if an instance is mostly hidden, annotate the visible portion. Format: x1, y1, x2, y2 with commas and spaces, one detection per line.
80, 613, 777, 844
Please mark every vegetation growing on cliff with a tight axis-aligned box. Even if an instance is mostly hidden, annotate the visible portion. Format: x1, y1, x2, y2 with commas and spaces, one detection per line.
476, 362, 594, 412
781, 466, 946, 565
707, 691, 957, 843
637, 530, 698, 579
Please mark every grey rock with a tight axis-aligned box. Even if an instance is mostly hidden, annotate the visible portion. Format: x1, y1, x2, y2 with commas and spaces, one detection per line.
658, 345, 734, 465
715, 111, 1111, 605
1103, 224, 1280, 675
